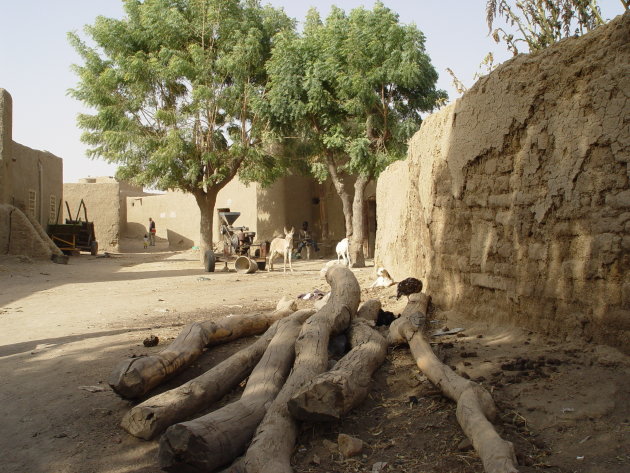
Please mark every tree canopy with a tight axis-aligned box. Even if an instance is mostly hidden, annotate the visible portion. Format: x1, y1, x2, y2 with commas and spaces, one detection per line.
263, 2, 445, 180
260, 2, 446, 264
68, 0, 293, 255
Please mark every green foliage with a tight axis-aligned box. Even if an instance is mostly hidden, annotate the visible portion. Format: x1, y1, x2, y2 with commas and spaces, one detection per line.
486, 0, 607, 55
68, 0, 293, 193
259, 2, 446, 182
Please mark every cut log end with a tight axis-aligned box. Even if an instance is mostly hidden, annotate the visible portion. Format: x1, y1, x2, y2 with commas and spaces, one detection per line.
108, 358, 147, 399
120, 405, 159, 440
288, 379, 345, 422
159, 424, 213, 473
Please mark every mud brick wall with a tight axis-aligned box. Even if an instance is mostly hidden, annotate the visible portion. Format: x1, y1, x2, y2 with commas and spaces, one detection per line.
376, 13, 629, 351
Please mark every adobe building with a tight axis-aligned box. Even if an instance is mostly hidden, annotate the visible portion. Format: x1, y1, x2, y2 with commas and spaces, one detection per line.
0, 89, 63, 227
63, 176, 150, 252
124, 174, 376, 256
0, 88, 64, 260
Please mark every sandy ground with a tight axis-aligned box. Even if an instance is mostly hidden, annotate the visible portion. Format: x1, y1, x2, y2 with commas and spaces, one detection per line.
0, 242, 628, 473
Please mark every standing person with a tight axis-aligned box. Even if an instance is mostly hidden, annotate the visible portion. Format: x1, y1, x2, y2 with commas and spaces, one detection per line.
148, 217, 156, 246
296, 221, 319, 258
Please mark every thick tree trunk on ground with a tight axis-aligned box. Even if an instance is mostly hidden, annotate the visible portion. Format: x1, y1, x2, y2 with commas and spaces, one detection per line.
158, 309, 315, 473
327, 157, 353, 238
243, 266, 361, 473
357, 299, 382, 323
349, 176, 369, 268
288, 318, 387, 422
194, 189, 218, 264
121, 309, 314, 439
389, 293, 519, 473
109, 298, 297, 399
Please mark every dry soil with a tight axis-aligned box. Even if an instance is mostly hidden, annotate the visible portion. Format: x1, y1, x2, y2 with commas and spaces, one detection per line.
0, 241, 628, 473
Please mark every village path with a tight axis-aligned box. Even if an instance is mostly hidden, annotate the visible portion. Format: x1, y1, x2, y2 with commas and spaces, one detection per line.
0, 244, 628, 473
0, 244, 356, 473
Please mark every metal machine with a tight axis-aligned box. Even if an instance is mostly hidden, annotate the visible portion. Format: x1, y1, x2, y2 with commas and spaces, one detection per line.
208, 208, 268, 272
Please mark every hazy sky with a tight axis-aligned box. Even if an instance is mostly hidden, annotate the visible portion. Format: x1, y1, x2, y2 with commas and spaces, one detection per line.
0, 0, 624, 183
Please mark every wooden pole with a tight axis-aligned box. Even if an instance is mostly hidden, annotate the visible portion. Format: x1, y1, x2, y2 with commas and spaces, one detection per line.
121, 309, 314, 439
288, 318, 388, 422
243, 266, 361, 473
388, 293, 519, 473
109, 297, 297, 399
158, 309, 314, 473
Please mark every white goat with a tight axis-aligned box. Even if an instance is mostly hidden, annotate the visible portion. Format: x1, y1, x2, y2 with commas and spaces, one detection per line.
336, 237, 351, 266
370, 267, 395, 288
268, 227, 295, 272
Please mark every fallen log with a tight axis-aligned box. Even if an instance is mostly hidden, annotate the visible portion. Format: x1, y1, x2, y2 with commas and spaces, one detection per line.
243, 266, 360, 473
109, 297, 297, 399
389, 293, 519, 473
288, 317, 388, 422
158, 309, 314, 473
356, 299, 382, 323
121, 308, 315, 439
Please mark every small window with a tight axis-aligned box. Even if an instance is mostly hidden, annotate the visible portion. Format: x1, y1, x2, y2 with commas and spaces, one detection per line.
49, 195, 57, 223
28, 190, 36, 218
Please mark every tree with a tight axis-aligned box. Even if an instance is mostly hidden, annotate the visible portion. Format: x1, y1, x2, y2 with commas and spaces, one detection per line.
485, 0, 610, 55
68, 0, 293, 260
261, 2, 446, 267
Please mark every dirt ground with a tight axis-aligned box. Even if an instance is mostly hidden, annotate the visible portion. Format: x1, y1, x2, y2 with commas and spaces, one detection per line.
1, 241, 628, 473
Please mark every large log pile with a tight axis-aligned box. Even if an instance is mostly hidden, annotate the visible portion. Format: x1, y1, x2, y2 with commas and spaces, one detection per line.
110, 266, 518, 473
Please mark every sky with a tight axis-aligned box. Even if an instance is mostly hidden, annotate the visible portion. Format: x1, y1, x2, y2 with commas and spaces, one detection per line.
0, 0, 624, 184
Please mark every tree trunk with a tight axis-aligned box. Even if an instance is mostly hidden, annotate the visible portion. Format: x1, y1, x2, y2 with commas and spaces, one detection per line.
288, 318, 387, 422
243, 266, 361, 473
194, 189, 218, 264
121, 309, 314, 440
109, 298, 297, 399
349, 175, 369, 267
389, 293, 519, 473
159, 309, 315, 473
327, 157, 353, 238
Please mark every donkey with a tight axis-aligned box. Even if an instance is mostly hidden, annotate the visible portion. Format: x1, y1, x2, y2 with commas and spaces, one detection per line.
268, 227, 295, 272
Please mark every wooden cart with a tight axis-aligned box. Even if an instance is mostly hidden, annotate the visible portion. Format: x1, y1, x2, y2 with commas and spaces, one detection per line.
47, 199, 98, 256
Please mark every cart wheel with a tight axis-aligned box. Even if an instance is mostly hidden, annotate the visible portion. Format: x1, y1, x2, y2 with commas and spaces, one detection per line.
90, 241, 98, 256
204, 250, 216, 272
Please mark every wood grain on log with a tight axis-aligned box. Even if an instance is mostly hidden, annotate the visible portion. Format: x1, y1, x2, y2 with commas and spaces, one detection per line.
109, 297, 297, 399
121, 308, 314, 439
288, 318, 387, 422
389, 293, 519, 473
356, 299, 381, 323
244, 266, 361, 473
158, 309, 314, 473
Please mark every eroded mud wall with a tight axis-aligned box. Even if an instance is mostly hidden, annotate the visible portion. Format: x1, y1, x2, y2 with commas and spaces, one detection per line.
376, 13, 629, 350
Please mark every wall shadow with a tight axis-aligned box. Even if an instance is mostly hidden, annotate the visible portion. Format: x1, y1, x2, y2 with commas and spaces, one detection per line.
167, 229, 194, 249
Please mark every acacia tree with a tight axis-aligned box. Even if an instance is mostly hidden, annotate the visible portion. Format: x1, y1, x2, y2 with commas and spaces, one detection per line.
261, 3, 445, 266
68, 0, 292, 260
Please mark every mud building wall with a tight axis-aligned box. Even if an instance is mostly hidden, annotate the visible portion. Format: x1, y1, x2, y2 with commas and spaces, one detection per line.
376, 13, 630, 351
0, 89, 12, 205
12, 143, 63, 228
124, 174, 351, 253
0, 88, 63, 229
64, 181, 121, 251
